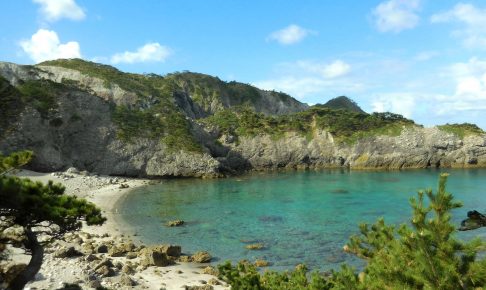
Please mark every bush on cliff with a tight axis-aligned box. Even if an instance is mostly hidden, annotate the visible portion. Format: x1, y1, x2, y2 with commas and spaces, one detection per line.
218, 174, 486, 289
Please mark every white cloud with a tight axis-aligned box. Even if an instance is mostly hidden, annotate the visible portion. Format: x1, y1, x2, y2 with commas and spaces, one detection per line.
414, 51, 439, 61
253, 59, 355, 100
372, 0, 421, 33
111, 43, 171, 64
296, 60, 351, 78
33, 0, 85, 22
431, 3, 486, 48
371, 94, 416, 118
20, 29, 81, 63
267, 25, 312, 45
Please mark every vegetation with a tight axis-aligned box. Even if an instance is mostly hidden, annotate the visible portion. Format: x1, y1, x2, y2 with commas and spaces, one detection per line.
16, 79, 66, 119
203, 106, 415, 144
218, 174, 486, 289
321, 96, 365, 114
438, 123, 485, 139
0, 151, 105, 290
0, 76, 24, 137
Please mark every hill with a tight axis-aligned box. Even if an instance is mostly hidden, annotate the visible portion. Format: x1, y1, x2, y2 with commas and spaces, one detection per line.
321, 96, 366, 113
0, 59, 485, 177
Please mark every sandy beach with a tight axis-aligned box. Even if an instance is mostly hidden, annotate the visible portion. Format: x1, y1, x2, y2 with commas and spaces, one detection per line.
4, 169, 229, 290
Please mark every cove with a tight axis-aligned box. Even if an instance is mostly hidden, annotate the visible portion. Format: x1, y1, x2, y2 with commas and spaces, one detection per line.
119, 169, 486, 271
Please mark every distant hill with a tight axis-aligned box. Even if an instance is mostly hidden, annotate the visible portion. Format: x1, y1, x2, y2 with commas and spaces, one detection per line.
322, 96, 366, 114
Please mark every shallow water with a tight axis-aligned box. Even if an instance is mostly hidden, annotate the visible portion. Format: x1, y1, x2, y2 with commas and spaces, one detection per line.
119, 169, 486, 271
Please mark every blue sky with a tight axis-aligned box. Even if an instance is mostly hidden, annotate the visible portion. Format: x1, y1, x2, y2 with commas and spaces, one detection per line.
1, 0, 486, 129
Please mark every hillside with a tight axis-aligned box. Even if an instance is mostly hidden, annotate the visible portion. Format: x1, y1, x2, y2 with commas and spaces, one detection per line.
1, 59, 485, 177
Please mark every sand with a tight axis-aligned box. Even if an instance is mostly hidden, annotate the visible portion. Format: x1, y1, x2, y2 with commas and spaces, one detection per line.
4, 169, 229, 290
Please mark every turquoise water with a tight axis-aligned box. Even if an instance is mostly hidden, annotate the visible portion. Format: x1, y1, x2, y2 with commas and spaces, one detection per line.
119, 169, 486, 271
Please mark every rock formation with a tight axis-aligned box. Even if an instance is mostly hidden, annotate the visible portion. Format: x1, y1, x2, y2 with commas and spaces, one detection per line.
1, 59, 485, 178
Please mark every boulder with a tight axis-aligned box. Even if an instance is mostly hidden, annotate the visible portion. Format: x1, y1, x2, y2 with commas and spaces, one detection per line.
139, 249, 173, 267
121, 264, 135, 275
207, 278, 221, 285
202, 266, 218, 276
1, 263, 27, 284
94, 258, 114, 270
191, 251, 212, 263
178, 255, 192, 262
95, 265, 116, 277
459, 210, 486, 231
157, 244, 182, 257
119, 274, 136, 286
126, 251, 138, 259
54, 246, 83, 258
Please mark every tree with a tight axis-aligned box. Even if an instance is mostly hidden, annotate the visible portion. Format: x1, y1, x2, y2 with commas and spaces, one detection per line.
218, 174, 486, 289
0, 151, 106, 290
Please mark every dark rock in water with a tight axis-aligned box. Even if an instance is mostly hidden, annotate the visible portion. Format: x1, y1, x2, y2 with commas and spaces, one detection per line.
330, 188, 349, 194
459, 210, 486, 231
258, 215, 284, 223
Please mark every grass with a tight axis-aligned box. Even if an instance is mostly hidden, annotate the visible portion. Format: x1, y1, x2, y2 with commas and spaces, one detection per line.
437, 123, 485, 139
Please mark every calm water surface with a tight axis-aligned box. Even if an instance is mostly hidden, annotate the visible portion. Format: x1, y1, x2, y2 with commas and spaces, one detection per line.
119, 169, 486, 271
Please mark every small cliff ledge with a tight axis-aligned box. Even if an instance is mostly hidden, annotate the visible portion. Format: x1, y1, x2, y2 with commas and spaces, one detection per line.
1, 59, 485, 177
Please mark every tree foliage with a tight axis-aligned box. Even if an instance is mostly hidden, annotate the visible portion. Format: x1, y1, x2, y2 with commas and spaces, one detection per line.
218, 174, 486, 289
0, 151, 105, 290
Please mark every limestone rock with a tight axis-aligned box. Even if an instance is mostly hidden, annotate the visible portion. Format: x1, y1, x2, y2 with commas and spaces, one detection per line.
54, 246, 83, 258
191, 251, 212, 263
119, 274, 136, 286
202, 266, 218, 276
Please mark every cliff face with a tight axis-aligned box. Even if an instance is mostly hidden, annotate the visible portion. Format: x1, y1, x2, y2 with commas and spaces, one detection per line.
1, 60, 485, 177
219, 127, 486, 171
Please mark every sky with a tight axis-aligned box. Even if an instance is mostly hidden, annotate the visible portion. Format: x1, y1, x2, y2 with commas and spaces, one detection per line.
1, 0, 486, 129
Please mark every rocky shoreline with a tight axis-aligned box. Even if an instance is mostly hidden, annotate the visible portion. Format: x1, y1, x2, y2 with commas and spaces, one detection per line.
1, 169, 228, 290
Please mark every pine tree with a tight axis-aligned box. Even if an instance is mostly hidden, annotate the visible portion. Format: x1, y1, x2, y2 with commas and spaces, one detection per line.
0, 151, 106, 290
345, 173, 486, 289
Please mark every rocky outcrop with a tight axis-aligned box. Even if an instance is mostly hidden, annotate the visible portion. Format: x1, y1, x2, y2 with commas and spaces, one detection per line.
459, 210, 486, 231
222, 127, 486, 170
1, 61, 486, 177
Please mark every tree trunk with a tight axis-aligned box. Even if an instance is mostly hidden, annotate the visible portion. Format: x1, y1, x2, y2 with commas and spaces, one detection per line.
7, 227, 44, 290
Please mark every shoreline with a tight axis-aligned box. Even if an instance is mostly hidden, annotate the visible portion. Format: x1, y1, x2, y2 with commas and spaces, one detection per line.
7, 169, 228, 289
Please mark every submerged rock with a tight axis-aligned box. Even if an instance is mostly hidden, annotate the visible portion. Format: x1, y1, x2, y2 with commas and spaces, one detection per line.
245, 243, 265, 250
254, 259, 270, 267
166, 220, 185, 227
